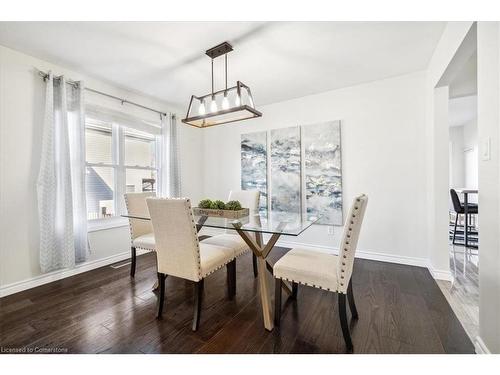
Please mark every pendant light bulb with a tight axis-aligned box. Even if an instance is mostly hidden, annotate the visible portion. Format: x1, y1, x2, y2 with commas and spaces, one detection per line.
198, 99, 206, 115
222, 92, 229, 110
235, 94, 241, 107
210, 96, 218, 113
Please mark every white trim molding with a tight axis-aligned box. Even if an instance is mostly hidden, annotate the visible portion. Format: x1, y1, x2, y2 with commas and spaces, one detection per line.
0, 249, 148, 298
201, 234, 451, 280
427, 264, 454, 282
87, 217, 129, 232
275, 240, 453, 280
1, 235, 453, 297
475, 336, 491, 354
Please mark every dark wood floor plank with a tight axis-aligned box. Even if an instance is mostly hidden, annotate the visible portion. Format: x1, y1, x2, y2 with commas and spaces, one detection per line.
0, 249, 474, 354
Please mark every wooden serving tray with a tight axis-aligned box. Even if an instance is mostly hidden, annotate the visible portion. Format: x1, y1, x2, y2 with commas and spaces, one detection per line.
193, 207, 250, 219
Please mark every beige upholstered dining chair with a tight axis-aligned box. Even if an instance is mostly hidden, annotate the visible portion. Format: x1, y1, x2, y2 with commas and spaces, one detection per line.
146, 197, 238, 331
124, 192, 156, 277
201, 190, 260, 277
273, 194, 368, 353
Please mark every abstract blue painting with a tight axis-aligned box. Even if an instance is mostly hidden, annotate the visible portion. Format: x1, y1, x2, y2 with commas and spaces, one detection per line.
241, 131, 267, 215
270, 126, 301, 220
241, 121, 342, 225
303, 121, 342, 225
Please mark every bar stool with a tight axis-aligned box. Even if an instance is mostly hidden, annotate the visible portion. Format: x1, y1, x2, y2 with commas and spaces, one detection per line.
450, 189, 478, 246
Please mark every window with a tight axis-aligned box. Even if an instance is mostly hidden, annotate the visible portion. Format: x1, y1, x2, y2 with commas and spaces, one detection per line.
85, 117, 159, 222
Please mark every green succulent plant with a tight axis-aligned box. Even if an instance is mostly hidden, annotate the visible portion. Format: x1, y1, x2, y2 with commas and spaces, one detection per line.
198, 199, 213, 209
225, 200, 242, 211
211, 200, 226, 210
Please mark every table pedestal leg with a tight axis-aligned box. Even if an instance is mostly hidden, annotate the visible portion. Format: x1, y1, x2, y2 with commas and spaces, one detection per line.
257, 257, 274, 330
233, 227, 284, 331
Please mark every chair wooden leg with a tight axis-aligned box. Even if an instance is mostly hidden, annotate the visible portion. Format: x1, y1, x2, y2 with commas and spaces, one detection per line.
192, 279, 204, 331
156, 273, 166, 319
274, 278, 282, 326
130, 247, 137, 277
347, 280, 358, 320
338, 293, 353, 353
252, 253, 258, 277
291, 282, 298, 299
452, 214, 458, 244
226, 259, 236, 300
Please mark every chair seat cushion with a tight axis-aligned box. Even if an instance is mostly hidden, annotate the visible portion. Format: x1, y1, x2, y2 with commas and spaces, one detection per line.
273, 248, 338, 291
201, 234, 249, 257
132, 233, 156, 251
199, 243, 235, 278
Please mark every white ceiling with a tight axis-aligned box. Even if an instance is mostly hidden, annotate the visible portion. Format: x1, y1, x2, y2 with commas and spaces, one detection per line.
0, 22, 446, 109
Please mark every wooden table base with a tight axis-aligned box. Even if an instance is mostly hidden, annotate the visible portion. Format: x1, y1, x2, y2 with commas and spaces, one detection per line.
233, 224, 286, 331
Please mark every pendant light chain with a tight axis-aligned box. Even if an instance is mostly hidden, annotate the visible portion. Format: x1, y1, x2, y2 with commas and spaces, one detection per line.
211, 58, 214, 96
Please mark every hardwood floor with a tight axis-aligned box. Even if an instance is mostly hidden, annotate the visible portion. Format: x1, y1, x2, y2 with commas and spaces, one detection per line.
437, 245, 479, 342
0, 248, 474, 354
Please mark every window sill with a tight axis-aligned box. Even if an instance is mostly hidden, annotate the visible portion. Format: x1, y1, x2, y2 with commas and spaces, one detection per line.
88, 217, 129, 233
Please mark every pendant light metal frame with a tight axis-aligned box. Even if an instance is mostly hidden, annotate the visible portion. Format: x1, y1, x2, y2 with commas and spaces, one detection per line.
182, 42, 262, 128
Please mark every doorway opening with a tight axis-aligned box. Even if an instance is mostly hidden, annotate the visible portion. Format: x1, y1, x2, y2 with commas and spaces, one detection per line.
436, 24, 479, 341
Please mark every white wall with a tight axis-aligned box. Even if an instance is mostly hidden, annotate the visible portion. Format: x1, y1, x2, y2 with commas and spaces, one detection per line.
463, 119, 479, 193
425, 22, 475, 280
0, 45, 203, 289
476, 21, 500, 354
449, 120, 478, 202
202, 71, 428, 264
449, 125, 465, 189
427, 20, 500, 354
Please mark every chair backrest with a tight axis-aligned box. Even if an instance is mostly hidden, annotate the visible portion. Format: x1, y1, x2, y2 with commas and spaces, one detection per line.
227, 190, 260, 237
228, 190, 261, 212
146, 198, 201, 282
337, 194, 368, 293
124, 192, 155, 241
450, 189, 462, 212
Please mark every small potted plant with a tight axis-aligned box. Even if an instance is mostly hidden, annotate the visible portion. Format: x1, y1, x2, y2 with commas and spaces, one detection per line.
193, 198, 249, 219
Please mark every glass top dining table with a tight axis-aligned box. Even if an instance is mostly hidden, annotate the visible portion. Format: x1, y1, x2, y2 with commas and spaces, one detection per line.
122, 208, 321, 332
122, 210, 321, 237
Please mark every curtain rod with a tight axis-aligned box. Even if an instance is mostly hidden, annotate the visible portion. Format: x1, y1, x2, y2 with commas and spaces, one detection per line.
36, 69, 170, 119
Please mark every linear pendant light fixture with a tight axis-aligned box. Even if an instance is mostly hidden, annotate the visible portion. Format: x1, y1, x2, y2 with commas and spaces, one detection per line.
182, 41, 262, 128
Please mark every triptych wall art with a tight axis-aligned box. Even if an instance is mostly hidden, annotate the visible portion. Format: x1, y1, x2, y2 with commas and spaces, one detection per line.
240, 120, 342, 225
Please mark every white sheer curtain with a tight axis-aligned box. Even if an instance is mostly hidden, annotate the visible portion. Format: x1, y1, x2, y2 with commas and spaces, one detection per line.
37, 73, 88, 273
157, 114, 181, 197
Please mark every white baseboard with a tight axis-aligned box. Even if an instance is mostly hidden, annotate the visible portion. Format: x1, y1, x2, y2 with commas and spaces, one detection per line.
276, 240, 454, 281
475, 336, 491, 354
427, 264, 454, 282
0, 235, 452, 297
201, 234, 448, 280
0, 249, 147, 298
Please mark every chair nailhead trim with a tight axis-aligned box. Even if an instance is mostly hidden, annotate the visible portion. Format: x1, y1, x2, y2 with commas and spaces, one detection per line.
276, 276, 333, 292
